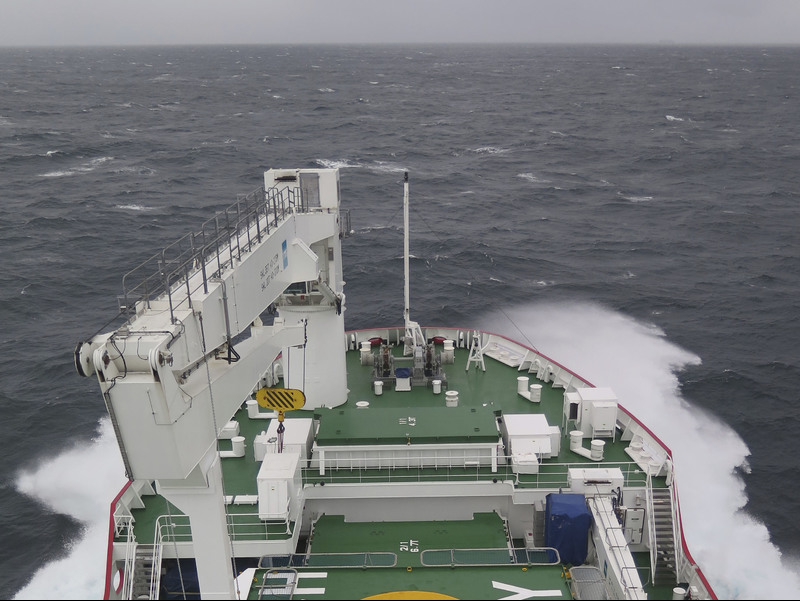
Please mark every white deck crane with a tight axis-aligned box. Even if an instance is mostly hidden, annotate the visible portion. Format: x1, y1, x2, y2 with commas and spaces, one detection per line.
75, 168, 347, 599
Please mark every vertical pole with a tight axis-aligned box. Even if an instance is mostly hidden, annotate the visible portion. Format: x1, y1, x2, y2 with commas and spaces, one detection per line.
403, 171, 410, 329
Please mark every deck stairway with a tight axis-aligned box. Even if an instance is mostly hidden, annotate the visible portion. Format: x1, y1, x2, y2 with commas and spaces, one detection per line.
651, 489, 678, 586
131, 544, 158, 599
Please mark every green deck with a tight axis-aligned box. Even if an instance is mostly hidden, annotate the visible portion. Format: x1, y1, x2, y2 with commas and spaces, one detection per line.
124, 344, 677, 599
315, 405, 499, 446
244, 513, 570, 600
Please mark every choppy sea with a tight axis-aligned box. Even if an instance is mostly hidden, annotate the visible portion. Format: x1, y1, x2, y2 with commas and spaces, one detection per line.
1, 44, 799, 600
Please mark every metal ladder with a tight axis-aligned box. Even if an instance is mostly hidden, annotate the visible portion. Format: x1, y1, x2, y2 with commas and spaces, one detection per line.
651, 488, 678, 586
130, 544, 158, 599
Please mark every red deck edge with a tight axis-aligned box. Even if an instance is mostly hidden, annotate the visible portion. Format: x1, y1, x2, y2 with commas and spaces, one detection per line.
103, 479, 133, 600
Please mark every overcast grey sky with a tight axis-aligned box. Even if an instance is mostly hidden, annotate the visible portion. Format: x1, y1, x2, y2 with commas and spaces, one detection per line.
1, 0, 799, 47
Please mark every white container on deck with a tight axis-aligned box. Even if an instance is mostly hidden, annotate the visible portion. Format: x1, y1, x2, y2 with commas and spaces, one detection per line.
445, 390, 459, 407
570, 430, 584, 451
442, 339, 455, 363
360, 341, 372, 365
591, 439, 605, 461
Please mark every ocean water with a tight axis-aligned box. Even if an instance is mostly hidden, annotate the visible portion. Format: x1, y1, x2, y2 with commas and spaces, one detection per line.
1, 44, 799, 599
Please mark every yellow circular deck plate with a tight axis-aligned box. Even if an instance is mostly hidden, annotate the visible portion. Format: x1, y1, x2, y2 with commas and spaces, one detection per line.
363, 593, 457, 600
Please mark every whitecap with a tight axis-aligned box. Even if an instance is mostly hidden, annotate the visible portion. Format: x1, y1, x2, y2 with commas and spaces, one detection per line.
666, 115, 684, 122
116, 204, 155, 212
472, 146, 510, 154
112, 166, 155, 176
618, 192, 653, 202
42, 156, 114, 176
315, 158, 360, 170
314, 158, 407, 174
357, 225, 400, 234
369, 161, 407, 174
517, 173, 551, 184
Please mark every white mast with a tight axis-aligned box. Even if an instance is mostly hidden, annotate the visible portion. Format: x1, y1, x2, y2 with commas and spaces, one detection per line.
403, 171, 425, 355
403, 171, 411, 324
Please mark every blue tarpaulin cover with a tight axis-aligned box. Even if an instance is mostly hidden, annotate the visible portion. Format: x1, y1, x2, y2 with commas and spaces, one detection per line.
395, 367, 411, 378
545, 493, 591, 566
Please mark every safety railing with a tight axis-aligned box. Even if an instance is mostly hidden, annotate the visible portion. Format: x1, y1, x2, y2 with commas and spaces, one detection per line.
420, 546, 561, 566
152, 511, 294, 546
114, 516, 136, 601
118, 184, 306, 323
300, 456, 650, 490
257, 551, 397, 569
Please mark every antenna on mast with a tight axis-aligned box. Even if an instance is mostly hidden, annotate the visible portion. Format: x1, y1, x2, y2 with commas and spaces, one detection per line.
403, 171, 425, 356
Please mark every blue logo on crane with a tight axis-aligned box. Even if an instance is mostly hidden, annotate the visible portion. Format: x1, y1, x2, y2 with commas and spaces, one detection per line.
282, 240, 288, 268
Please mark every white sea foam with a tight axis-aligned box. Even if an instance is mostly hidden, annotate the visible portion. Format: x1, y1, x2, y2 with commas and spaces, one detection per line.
314, 158, 407, 173
357, 224, 401, 234
471, 146, 510, 154
517, 172, 551, 184
111, 166, 155, 176
115, 204, 155, 211
369, 161, 407, 173
13, 418, 125, 600
618, 193, 654, 202
479, 300, 800, 601
314, 158, 360, 170
39, 156, 114, 178
40, 170, 75, 178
